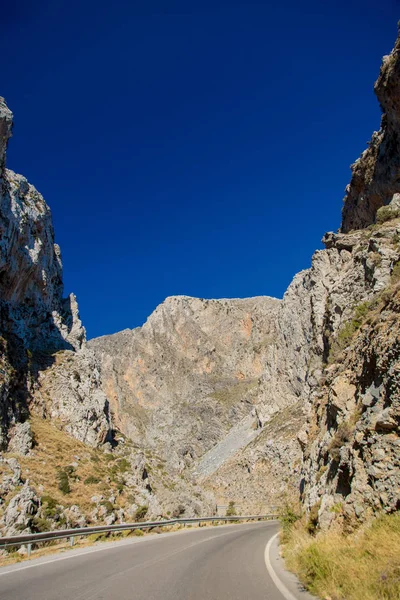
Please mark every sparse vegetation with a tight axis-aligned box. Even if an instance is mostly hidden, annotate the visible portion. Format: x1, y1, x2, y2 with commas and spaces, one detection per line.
11, 417, 135, 519
306, 501, 320, 535
282, 512, 400, 600
134, 505, 148, 521
391, 260, 400, 284
328, 421, 354, 462
132, 528, 144, 536
226, 500, 236, 517
376, 205, 400, 224
100, 500, 114, 514
209, 379, 258, 406
84, 475, 101, 485
328, 301, 373, 362
316, 465, 327, 482
57, 470, 71, 495
279, 501, 302, 541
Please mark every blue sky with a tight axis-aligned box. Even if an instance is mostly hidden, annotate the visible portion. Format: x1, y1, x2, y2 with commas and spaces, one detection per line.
3, 1, 399, 338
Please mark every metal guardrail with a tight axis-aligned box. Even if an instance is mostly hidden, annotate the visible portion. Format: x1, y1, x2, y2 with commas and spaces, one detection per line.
0, 514, 276, 557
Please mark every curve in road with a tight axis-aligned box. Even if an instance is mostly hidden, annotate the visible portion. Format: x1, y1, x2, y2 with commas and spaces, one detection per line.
0, 521, 315, 600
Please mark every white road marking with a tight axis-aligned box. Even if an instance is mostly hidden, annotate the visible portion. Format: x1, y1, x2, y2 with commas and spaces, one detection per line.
264, 532, 299, 600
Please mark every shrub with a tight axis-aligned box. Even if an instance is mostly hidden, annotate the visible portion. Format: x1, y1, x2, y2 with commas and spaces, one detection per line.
376, 205, 400, 224
279, 502, 302, 532
64, 465, 75, 476
133, 528, 144, 536
88, 532, 109, 543
135, 505, 148, 521
41, 495, 60, 518
328, 421, 353, 462
329, 301, 372, 362
330, 502, 343, 514
306, 502, 321, 535
226, 501, 236, 517
101, 500, 114, 514
57, 470, 71, 494
32, 516, 52, 532
391, 260, 400, 284
116, 480, 125, 494
84, 476, 101, 485
316, 465, 328, 482
172, 504, 185, 518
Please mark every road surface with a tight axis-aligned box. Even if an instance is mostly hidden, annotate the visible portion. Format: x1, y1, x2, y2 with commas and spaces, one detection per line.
0, 521, 315, 599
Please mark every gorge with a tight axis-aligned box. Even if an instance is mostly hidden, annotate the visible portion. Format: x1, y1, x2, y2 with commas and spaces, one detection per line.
0, 28, 399, 559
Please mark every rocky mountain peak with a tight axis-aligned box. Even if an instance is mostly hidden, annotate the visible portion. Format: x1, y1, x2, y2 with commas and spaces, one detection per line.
0, 97, 13, 171
341, 29, 400, 232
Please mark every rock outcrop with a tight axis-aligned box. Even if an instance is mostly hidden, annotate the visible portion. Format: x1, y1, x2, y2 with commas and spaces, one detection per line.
89, 296, 282, 469
341, 33, 400, 232
2, 28, 400, 541
0, 97, 111, 454
299, 217, 400, 529
297, 32, 400, 530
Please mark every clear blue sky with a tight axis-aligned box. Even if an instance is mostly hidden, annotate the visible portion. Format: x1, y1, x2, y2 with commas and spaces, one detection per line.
3, 1, 399, 338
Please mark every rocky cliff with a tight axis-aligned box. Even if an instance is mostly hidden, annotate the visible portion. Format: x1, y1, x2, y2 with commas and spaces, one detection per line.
89, 31, 400, 525
341, 32, 400, 232
89, 296, 279, 465
0, 98, 111, 454
298, 33, 400, 530
1, 28, 400, 543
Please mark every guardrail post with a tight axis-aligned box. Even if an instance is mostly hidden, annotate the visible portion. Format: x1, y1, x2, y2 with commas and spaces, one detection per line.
69, 536, 74, 548
27, 543, 32, 558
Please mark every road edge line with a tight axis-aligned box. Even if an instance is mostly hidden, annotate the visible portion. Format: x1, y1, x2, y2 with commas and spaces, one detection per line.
264, 532, 299, 600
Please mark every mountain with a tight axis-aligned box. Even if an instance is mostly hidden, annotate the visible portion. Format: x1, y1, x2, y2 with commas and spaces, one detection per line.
0, 28, 399, 542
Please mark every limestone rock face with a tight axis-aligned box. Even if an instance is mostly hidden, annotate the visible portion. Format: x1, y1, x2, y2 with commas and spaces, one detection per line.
0, 97, 110, 451
89, 296, 281, 469
88, 209, 399, 512
31, 349, 112, 448
341, 34, 400, 232
300, 219, 400, 529
1, 482, 39, 536
1, 30, 400, 535
295, 30, 400, 529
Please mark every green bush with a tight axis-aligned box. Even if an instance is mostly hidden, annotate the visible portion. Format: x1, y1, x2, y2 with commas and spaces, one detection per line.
279, 502, 302, 530
64, 465, 75, 476
306, 502, 321, 535
40, 495, 61, 519
226, 501, 236, 517
57, 470, 71, 494
32, 516, 52, 532
328, 421, 353, 462
84, 475, 101, 485
134, 505, 148, 521
132, 528, 144, 536
391, 260, 400, 284
329, 301, 373, 362
101, 500, 114, 514
376, 205, 400, 224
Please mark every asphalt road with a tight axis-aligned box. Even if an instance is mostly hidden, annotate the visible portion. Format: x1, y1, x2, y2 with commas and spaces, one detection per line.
0, 521, 315, 600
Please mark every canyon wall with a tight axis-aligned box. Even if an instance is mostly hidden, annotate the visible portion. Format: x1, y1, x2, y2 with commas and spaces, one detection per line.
0, 98, 111, 453
1, 28, 400, 538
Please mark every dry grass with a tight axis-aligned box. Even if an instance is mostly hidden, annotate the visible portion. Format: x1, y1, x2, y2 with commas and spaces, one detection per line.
282, 512, 400, 600
4, 416, 131, 514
